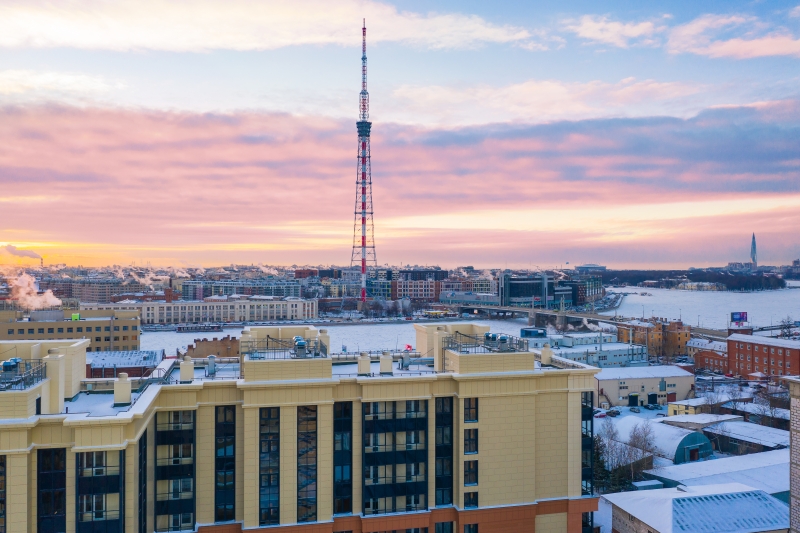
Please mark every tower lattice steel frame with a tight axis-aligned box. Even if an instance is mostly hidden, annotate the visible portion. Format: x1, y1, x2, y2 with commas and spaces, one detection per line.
350, 19, 377, 303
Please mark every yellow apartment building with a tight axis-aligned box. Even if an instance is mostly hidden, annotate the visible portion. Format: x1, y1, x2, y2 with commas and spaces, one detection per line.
0, 309, 141, 352
0, 323, 597, 533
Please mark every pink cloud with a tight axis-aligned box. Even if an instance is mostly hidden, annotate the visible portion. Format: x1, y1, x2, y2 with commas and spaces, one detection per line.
0, 105, 798, 267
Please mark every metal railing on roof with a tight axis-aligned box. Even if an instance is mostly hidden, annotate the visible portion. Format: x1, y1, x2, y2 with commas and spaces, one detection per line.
241, 336, 328, 360
0, 360, 46, 391
443, 332, 529, 355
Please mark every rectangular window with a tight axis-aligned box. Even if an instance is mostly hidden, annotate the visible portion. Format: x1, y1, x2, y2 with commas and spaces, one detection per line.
464, 461, 478, 486
48, 328, 54, 334
464, 429, 478, 454
138, 431, 147, 533
0, 456, 5, 533
435, 523, 454, 533
259, 407, 280, 526
464, 523, 478, 533
464, 492, 478, 508
435, 397, 453, 507
155, 411, 195, 532
333, 402, 353, 515
38, 448, 67, 533
215, 406, 235, 522
297, 406, 317, 523
464, 398, 478, 422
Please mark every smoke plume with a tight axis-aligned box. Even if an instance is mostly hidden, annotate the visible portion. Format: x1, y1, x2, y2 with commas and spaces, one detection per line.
2, 245, 41, 259
10, 273, 62, 310
257, 264, 279, 276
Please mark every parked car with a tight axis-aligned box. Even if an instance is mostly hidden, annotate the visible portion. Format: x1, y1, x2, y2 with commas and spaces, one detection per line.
656, 413, 667, 417
630, 406, 641, 413
593, 408, 602, 415
607, 409, 621, 417
652, 404, 663, 410
643, 404, 655, 410
594, 412, 607, 418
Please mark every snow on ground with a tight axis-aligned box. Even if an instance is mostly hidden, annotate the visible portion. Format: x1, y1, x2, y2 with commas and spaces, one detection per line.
594, 497, 613, 533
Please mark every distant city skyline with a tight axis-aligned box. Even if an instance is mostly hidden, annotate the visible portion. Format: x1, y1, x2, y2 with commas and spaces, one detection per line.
1, 1, 799, 267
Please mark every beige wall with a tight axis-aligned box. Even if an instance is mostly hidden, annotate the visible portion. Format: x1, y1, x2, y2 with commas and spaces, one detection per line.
0, 335, 596, 533
597, 374, 694, 407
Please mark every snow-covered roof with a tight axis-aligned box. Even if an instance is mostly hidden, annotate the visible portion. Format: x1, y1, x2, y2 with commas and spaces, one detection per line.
728, 333, 800, 350
687, 339, 727, 353
603, 483, 789, 533
670, 390, 752, 407
595, 365, 693, 381
87, 350, 164, 369
620, 320, 655, 328
721, 401, 790, 420
662, 414, 741, 425
705, 421, 789, 448
645, 449, 788, 496
611, 417, 698, 461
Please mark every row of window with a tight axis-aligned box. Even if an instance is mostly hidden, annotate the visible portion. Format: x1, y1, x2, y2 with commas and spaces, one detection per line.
734, 343, 794, 357
734, 353, 791, 367
7, 325, 137, 335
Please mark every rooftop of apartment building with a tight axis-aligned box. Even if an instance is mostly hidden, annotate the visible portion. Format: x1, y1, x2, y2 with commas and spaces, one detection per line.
0, 322, 597, 422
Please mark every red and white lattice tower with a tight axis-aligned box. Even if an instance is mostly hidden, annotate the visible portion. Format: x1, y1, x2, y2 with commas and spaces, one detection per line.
350, 19, 377, 303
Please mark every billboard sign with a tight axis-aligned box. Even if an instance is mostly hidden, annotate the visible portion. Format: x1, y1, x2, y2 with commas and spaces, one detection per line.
731, 312, 748, 323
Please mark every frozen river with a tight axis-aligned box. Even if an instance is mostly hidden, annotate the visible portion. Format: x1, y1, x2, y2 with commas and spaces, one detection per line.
140, 282, 799, 354
601, 282, 800, 330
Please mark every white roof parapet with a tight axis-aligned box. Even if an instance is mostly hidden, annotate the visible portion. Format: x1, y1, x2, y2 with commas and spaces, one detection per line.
595, 366, 693, 381
728, 333, 800, 350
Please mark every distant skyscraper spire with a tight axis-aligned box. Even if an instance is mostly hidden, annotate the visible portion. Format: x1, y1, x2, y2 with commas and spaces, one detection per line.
350, 19, 377, 304
750, 233, 757, 269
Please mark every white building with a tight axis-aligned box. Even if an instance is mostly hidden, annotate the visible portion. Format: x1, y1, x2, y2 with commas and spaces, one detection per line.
81, 294, 318, 324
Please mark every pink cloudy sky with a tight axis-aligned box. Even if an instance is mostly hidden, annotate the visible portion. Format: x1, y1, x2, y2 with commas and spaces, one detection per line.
1, 0, 800, 268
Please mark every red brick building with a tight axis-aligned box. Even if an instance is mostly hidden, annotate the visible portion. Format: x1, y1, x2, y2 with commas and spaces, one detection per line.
696, 349, 728, 373
727, 333, 800, 378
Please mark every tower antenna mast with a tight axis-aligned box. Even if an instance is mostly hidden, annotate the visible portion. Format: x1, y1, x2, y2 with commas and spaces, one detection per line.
350, 19, 377, 305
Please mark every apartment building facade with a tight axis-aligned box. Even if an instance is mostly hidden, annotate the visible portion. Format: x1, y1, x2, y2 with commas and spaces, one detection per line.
0, 309, 140, 352
0, 323, 597, 533
727, 334, 800, 377
81, 296, 317, 325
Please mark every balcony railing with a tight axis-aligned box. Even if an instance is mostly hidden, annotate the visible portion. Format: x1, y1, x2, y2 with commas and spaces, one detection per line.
78, 465, 120, 478
156, 491, 193, 501
0, 360, 46, 391
242, 336, 328, 360
79, 510, 120, 522
443, 332, 529, 355
156, 457, 194, 466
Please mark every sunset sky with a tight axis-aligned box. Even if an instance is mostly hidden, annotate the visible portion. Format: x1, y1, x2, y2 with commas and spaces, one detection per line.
1, 0, 799, 268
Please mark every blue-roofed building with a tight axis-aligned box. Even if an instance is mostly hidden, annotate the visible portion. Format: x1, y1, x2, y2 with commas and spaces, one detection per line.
603, 483, 788, 533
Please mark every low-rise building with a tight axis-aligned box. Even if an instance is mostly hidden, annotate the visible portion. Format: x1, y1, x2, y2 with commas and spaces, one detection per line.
594, 366, 695, 408
687, 338, 727, 358
720, 400, 790, 430
644, 448, 789, 503
603, 483, 789, 533
608, 417, 713, 464
703, 421, 789, 455
86, 349, 164, 378
728, 333, 800, 378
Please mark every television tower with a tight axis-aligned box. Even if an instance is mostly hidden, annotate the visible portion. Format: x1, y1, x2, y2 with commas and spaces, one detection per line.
750, 233, 757, 269
350, 19, 377, 304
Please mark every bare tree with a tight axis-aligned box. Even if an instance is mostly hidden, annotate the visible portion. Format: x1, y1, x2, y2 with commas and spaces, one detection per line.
779, 316, 795, 339
626, 420, 661, 481
726, 386, 744, 413
703, 388, 723, 414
